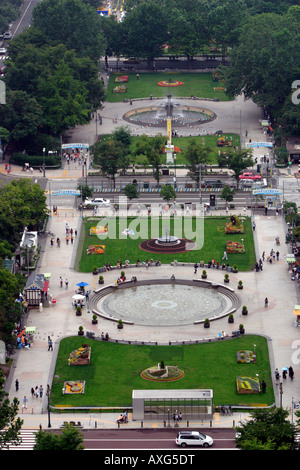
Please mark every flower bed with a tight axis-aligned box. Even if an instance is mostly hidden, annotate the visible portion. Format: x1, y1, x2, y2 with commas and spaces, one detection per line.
115, 76, 128, 83
236, 350, 256, 363
113, 85, 127, 93
68, 344, 91, 365
236, 376, 260, 394
225, 222, 244, 234
141, 365, 184, 381
157, 80, 183, 87
63, 381, 85, 394
226, 241, 245, 254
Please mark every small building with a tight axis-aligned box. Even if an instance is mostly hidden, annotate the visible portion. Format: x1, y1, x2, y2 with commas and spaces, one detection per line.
24, 273, 49, 307
132, 389, 213, 421
286, 138, 300, 163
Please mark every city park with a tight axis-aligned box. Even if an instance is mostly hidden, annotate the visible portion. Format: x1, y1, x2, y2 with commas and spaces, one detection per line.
48, 71, 276, 414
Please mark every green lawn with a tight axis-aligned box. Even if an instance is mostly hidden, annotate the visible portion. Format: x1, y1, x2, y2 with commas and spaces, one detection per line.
106, 72, 230, 102
50, 335, 274, 408
77, 216, 256, 273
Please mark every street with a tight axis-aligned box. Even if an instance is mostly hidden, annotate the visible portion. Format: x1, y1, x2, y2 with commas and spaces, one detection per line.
81, 428, 237, 450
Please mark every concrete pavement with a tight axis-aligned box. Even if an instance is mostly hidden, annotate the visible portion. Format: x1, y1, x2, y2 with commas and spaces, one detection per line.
3, 93, 300, 433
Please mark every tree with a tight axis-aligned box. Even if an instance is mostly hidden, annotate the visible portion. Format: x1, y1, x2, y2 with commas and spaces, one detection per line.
34, 423, 84, 450
235, 407, 298, 450
135, 134, 166, 184
0, 90, 42, 151
220, 185, 235, 202
123, 183, 139, 200
160, 185, 176, 203
121, 2, 168, 63
32, 0, 106, 61
0, 369, 23, 450
223, 11, 299, 115
92, 140, 130, 188
217, 148, 253, 188
184, 139, 213, 187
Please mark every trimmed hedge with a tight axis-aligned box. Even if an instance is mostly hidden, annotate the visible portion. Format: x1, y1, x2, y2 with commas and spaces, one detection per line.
11, 152, 61, 168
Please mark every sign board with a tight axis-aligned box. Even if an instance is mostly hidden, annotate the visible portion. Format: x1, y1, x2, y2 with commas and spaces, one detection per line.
245, 142, 273, 148
61, 143, 89, 149
252, 189, 282, 196
50, 190, 81, 196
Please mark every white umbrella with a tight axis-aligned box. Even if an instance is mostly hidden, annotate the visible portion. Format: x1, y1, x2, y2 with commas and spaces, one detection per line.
72, 294, 85, 300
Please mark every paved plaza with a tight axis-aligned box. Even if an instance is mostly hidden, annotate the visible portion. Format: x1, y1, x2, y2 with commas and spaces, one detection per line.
2, 91, 300, 431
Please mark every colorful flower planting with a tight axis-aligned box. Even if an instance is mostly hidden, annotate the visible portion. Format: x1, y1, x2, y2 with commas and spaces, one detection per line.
141, 365, 184, 381
113, 85, 127, 93
68, 344, 91, 365
236, 376, 260, 394
225, 222, 244, 234
63, 381, 85, 394
115, 76, 128, 82
236, 350, 256, 363
226, 241, 245, 254
157, 80, 183, 87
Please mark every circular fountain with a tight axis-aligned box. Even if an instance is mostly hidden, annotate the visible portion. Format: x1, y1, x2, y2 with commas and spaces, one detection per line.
91, 279, 240, 327
123, 93, 216, 128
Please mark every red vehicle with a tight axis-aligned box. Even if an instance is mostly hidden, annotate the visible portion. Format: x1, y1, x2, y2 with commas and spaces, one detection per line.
239, 172, 261, 180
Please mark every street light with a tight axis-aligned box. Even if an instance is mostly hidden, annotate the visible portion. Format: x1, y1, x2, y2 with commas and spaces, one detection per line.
173, 153, 177, 189
42, 148, 46, 177
46, 384, 51, 428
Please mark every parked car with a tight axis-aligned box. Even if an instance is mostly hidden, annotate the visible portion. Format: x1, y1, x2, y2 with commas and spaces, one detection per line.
175, 431, 214, 448
83, 197, 111, 208
239, 172, 261, 180
0, 48, 7, 55
3, 31, 12, 40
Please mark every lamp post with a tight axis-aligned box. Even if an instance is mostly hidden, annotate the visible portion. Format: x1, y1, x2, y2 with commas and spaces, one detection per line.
46, 384, 51, 428
43, 148, 46, 177
173, 153, 177, 189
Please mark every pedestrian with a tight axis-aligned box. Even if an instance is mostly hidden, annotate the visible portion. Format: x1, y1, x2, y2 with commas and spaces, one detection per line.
39, 385, 43, 398
261, 380, 266, 393
276, 251, 279, 260
65, 279, 68, 289
31, 387, 35, 398
60, 276, 63, 287
222, 251, 228, 260
226, 206, 228, 214
265, 297, 268, 307
48, 338, 53, 351
252, 221, 256, 231
194, 263, 197, 274
23, 396, 28, 409
262, 251, 265, 261
75, 229, 77, 237
289, 366, 294, 380
275, 368, 280, 383
15, 379, 19, 391
35, 386, 39, 397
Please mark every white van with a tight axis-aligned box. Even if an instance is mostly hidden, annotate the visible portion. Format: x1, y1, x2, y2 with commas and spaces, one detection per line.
175, 431, 213, 448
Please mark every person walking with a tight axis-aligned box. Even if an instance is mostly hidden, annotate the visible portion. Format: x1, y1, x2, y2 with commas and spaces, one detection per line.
265, 297, 268, 307
194, 263, 197, 274
39, 385, 43, 398
65, 279, 68, 289
48, 337, 53, 351
23, 396, 28, 409
15, 379, 19, 391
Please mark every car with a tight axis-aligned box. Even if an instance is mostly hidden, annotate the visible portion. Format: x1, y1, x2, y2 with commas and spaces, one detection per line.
0, 48, 7, 55
175, 431, 214, 448
3, 31, 12, 40
83, 197, 111, 208
239, 172, 261, 180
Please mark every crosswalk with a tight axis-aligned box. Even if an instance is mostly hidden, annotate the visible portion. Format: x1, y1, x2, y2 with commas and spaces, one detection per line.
4, 430, 36, 450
